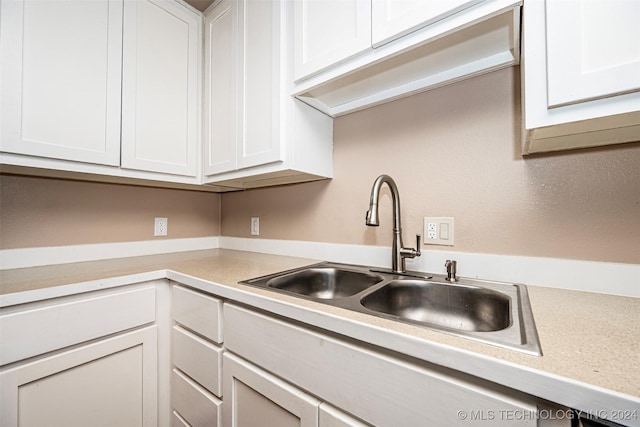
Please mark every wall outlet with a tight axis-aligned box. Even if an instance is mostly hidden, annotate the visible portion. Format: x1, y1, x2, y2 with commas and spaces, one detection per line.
154, 217, 168, 236
423, 217, 454, 246
250, 217, 259, 236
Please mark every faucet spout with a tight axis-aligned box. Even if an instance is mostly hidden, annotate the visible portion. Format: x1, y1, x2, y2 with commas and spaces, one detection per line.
365, 175, 420, 273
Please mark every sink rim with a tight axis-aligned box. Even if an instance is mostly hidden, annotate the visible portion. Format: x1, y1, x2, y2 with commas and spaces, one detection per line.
239, 261, 542, 356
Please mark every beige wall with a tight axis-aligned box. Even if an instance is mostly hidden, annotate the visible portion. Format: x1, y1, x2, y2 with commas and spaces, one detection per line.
221, 67, 640, 264
1, 67, 638, 263
0, 175, 221, 249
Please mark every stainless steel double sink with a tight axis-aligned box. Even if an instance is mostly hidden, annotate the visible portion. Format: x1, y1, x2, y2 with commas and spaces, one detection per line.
240, 262, 542, 355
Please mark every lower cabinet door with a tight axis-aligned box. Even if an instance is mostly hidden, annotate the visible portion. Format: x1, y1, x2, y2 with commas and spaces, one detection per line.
0, 326, 158, 427
223, 352, 320, 427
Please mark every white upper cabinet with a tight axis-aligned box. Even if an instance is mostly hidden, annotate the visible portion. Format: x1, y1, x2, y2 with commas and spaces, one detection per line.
293, 0, 371, 81
522, 0, 640, 154
203, 0, 333, 189
293, 0, 522, 117
545, 0, 640, 108
203, 0, 238, 176
0, 0, 123, 166
121, 0, 200, 177
1, 0, 204, 186
371, 0, 481, 47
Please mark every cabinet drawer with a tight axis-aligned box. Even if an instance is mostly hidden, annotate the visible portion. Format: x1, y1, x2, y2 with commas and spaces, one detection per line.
172, 368, 221, 427
225, 303, 538, 427
172, 325, 222, 397
172, 410, 190, 427
172, 285, 223, 343
0, 287, 156, 366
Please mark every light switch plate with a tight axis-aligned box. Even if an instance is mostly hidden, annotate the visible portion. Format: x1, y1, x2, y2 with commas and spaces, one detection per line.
423, 217, 454, 246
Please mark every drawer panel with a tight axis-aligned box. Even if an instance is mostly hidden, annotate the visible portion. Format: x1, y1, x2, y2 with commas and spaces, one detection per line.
224, 303, 538, 427
172, 410, 190, 427
172, 368, 221, 427
0, 287, 156, 365
172, 325, 222, 397
172, 285, 223, 343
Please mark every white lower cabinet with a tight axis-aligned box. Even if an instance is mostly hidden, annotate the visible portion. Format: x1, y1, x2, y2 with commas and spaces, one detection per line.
223, 352, 321, 427
0, 278, 577, 427
0, 285, 160, 427
172, 368, 222, 427
223, 353, 368, 427
170, 284, 224, 426
224, 302, 569, 427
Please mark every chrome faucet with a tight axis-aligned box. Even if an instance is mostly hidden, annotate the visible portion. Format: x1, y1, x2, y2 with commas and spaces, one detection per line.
365, 174, 421, 274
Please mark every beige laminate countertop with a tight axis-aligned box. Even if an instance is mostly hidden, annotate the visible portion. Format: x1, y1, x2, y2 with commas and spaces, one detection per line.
1, 248, 639, 415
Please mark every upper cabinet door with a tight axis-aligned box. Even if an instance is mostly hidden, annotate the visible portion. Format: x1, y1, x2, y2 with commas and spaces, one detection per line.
371, 0, 481, 47
0, 0, 123, 166
545, 0, 640, 108
203, 0, 239, 176
121, 0, 200, 177
237, 0, 283, 169
522, 0, 640, 154
294, 0, 371, 81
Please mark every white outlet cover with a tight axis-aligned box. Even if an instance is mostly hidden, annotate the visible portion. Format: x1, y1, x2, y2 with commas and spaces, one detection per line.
250, 217, 260, 236
154, 217, 168, 236
423, 217, 454, 246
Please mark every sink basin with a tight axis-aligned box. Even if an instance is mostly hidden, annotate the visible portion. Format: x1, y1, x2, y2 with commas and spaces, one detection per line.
240, 262, 541, 355
266, 268, 383, 299
360, 280, 511, 332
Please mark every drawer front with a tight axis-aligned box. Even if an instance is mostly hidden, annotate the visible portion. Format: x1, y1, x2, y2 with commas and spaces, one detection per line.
172, 325, 223, 397
172, 285, 223, 343
224, 303, 538, 427
172, 368, 221, 427
0, 286, 156, 365
172, 410, 190, 427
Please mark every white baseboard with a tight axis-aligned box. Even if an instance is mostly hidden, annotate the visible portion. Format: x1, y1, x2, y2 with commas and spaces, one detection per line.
220, 237, 640, 298
0, 236, 220, 270
1, 235, 637, 297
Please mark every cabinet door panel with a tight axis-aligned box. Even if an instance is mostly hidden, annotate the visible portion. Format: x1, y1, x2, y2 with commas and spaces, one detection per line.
238, 0, 283, 169
0, 326, 157, 427
0, 0, 122, 165
203, 0, 238, 175
223, 352, 320, 427
294, 0, 371, 80
372, 0, 481, 47
121, 0, 199, 176
545, 0, 640, 107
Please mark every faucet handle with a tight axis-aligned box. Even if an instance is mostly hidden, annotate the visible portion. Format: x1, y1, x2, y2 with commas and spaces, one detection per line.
415, 234, 421, 256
